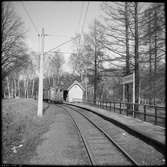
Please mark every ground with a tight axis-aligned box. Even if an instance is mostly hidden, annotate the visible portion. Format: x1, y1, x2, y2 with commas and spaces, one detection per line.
2, 98, 165, 165
2, 98, 88, 165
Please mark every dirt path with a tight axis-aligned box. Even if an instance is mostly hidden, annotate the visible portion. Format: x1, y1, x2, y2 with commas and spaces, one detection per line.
29, 109, 89, 165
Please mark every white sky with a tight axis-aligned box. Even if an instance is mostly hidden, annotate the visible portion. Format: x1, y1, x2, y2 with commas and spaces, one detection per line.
12, 1, 103, 72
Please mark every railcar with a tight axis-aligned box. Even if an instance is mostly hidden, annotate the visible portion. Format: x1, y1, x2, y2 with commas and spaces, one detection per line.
54, 88, 63, 104
43, 89, 49, 102
44, 87, 63, 104
36, 87, 63, 104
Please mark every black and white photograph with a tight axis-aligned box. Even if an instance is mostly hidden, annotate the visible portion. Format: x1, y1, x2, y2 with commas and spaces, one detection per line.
1, 1, 165, 165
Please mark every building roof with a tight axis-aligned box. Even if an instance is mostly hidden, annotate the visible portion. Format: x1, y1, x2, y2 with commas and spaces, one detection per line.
68, 80, 85, 91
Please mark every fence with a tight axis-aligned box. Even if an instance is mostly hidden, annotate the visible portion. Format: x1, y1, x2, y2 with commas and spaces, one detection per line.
82, 100, 165, 127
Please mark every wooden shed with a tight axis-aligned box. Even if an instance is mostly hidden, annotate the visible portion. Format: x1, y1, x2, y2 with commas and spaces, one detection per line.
68, 80, 85, 102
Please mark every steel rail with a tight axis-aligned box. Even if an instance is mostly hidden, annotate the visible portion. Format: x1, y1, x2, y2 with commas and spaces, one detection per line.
58, 105, 96, 166
65, 104, 139, 166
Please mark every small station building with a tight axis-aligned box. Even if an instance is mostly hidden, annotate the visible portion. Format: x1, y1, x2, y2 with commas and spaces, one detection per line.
67, 80, 85, 102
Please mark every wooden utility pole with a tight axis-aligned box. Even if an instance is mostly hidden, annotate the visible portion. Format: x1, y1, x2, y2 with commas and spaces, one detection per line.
86, 68, 88, 101
37, 28, 45, 117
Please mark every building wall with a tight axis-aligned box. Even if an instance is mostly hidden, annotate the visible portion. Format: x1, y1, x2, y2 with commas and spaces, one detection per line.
68, 85, 83, 102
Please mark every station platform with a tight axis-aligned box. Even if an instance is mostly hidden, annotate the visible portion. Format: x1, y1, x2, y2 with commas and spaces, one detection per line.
65, 102, 165, 153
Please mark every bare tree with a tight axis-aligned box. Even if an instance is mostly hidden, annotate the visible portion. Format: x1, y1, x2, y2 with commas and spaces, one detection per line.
100, 2, 132, 70
69, 20, 107, 103
139, 3, 165, 104
2, 2, 28, 80
45, 51, 65, 88
100, 2, 136, 103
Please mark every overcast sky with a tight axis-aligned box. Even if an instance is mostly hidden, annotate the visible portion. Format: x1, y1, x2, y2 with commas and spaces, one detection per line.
12, 1, 103, 72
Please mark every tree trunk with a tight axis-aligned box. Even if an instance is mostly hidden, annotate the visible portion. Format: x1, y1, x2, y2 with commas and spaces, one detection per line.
11, 79, 14, 98
125, 2, 130, 103
47, 77, 50, 88
24, 79, 26, 98
53, 75, 55, 88
6, 76, 10, 98
18, 80, 20, 97
26, 79, 28, 98
49, 76, 52, 87
148, 9, 152, 105
26, 79, 29, 98
134, 2, 139, 109
32, 78, 35, 98
153, 9, 157, 105
14, 79, 17, 98
94, 21, 97, 104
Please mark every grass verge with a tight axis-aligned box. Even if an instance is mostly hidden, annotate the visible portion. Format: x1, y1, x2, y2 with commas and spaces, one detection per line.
2, 98, 57, 164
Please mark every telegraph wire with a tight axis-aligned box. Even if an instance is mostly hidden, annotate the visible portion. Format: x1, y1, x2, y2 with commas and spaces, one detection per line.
21, 1, 39, 34
76, 1, 85, 33
81, 1, 89, 34
46, 51, 77, 55
53, 51, 76, 54
44, 34, 69, 38
45, 35, 80, 54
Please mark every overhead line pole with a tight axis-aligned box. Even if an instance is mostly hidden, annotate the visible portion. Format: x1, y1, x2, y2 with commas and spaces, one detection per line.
37, 28, 45, 117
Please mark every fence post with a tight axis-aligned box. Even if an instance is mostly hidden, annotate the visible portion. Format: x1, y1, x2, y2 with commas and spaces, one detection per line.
114, 102, 115, 112
134, 103, 136, 118
133, 103, 135, 118
126, 103, 128, 116
144, 105, 146, 121
120, 102, 122, 114
155, 106, 157, 125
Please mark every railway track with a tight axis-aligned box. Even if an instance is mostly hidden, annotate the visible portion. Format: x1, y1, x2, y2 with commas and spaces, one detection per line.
57, 104, 139, 166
